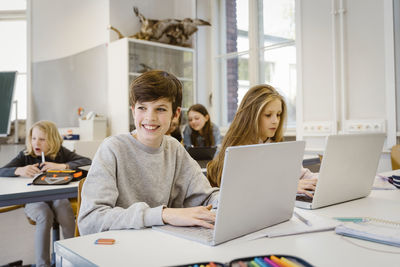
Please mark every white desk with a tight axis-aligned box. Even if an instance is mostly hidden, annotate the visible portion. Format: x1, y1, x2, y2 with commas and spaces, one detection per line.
0, 177, 79, 207
54, 189, 400, 267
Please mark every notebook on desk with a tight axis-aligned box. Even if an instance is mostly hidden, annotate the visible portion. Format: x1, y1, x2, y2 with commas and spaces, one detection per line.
154, 141, 305, 246
296, 133, 385, 210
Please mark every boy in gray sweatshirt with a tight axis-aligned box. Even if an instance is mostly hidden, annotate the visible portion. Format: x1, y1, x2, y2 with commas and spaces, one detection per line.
78, 70, 219, 235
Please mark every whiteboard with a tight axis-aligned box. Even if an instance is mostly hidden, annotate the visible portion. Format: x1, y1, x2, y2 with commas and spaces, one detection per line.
0, 71, 17, 137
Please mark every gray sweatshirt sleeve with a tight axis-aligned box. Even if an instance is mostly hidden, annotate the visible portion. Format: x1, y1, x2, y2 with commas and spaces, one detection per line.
184, 167, 219, 208
175, 147, 219, 208
77, 139, 164, 235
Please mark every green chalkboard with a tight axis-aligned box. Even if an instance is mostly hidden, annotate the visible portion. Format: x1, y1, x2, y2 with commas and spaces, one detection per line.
0, 71, 17, 136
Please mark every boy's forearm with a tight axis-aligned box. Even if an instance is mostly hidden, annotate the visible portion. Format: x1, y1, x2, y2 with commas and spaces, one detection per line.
79, 202, 165, 234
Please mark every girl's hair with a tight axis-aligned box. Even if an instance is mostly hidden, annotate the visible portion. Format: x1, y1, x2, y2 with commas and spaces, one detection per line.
130, 70, 182, 115
207, 84, 287, 187
188, 104, 215, 147
25, 120, 63, 159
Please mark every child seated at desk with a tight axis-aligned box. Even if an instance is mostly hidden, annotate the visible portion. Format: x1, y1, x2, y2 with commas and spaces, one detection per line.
183, 104, 221, 149
207, 85, 318, 197
166, 111, 183, 143
0, 120, 91, 267
78, 70, 219, 235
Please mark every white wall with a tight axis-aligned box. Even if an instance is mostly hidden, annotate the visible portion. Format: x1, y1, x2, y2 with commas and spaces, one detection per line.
297, 0, 391, 132
30, 0, 211, 127
109, 0, 196, 41
108, 0, 212, 109
31, 0, 109, 62
296, 0, 395, 172
196, 0, 213, 108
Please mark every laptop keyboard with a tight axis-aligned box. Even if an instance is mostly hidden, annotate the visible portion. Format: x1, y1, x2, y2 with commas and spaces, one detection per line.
296, 192, 314, 203
153, 225, 214, 244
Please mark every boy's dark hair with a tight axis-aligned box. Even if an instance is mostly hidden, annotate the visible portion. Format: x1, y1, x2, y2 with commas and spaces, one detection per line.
130, 70, 183, 114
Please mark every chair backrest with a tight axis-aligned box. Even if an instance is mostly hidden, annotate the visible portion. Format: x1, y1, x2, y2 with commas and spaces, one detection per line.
391, 144, 400, 170
74, 177, 86, 237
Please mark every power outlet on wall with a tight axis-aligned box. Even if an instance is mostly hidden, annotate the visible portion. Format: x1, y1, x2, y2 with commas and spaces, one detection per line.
303, 121, 334, 136
344, 120, 386, 133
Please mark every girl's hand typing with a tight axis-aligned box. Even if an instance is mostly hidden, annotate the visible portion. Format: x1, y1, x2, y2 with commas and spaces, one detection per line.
162, 204, 215, 229
297, 178, 317, 198
15, 163, 41, 177
40, 162, 68, 171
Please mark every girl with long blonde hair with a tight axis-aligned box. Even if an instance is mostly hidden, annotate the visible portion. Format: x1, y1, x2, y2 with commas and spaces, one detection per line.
207, 85, 317, 194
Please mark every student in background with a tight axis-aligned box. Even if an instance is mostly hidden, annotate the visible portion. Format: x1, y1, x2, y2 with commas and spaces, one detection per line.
78, 70, 219, 236
183, 104, 221, 148
0, 120, 91, 267
166, 111, 183, 143
207, 85, 317, 196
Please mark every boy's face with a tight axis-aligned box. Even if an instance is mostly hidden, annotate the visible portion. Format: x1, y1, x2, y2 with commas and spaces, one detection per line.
132, 98, 180, 148
31, 127, 50, 156
258, 99, 282, 142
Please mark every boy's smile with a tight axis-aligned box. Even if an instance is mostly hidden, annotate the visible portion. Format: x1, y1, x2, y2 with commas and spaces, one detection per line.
132, 98, 180, 148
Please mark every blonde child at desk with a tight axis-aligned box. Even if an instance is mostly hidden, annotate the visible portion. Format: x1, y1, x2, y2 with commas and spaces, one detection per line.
207, 85, 318, 196
0, 120, 91, 267
183, 104, 221, 148
78, 70, 219, 235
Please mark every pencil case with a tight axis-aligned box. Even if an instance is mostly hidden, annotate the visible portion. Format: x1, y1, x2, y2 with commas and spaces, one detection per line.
389, 175, 400, 189
172, 254, 314, 267
32, 169, 88, 185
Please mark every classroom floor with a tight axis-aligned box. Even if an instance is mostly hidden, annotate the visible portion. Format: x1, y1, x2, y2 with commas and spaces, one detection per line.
0, 207, 36, 265
0, 144, 35, 265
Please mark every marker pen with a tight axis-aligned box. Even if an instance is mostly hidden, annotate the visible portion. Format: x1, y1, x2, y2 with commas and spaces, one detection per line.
41, 151, 45, 164
280, 257, 302, 267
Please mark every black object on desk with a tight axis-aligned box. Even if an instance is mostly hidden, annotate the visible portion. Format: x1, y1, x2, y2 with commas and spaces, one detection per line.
187, 146, 217, 161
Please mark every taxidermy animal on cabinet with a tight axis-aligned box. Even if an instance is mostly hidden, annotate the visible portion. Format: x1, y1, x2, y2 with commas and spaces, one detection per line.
108, 7, 211, 47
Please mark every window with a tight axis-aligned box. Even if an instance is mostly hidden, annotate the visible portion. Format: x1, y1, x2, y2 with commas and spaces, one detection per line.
215, 0, 296, 129
0, 0, 27, 120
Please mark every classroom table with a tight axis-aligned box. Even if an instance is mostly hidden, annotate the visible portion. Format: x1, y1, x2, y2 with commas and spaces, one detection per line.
54, 173, 400, 267
0, 166, 89, 207
0, 177, 79, 207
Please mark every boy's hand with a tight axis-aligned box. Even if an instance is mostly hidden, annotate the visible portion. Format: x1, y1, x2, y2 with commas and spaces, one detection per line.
40, 162, 67, 172
15, 163, 41, 177
162, 204, 216, 229
297, 178, 317, 198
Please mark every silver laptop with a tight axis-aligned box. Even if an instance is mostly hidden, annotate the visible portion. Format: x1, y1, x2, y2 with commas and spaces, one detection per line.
153, 141, 305, 246
296, 133, 385, 210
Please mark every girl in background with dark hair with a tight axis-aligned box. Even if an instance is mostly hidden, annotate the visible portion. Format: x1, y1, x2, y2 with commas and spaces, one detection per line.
183, 104, 221, 148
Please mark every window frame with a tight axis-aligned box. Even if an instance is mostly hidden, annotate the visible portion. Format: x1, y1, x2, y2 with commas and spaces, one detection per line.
0, 7, 27, 122
211, 0, 297, 136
